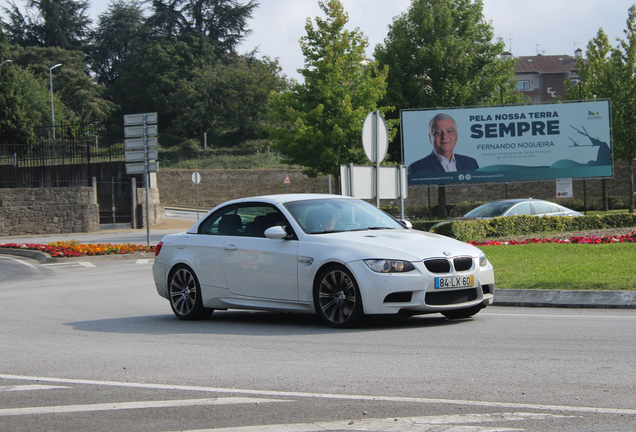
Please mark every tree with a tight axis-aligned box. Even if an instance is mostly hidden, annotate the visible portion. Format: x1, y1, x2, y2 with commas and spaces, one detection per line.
1, 0, 92, 50
144, 0, 258, 54
10, 44, 116, 121
115, 36, 286, 147
166, 54, 287, 145
87, 0, 146, 89
375, 0, 521, 112
0, 30, 57, 143
374, 0, 522, 215
267, 0, 394, 178
566, 7, 636, 213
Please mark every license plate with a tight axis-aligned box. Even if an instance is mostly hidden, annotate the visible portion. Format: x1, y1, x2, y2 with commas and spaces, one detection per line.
435, 275, 474, 289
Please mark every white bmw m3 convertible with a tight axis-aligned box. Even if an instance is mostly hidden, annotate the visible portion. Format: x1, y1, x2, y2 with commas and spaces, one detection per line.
153, 194, 495, 327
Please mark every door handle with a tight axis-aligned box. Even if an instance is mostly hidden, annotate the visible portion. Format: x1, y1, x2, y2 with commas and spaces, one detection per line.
224, 245, 237, 251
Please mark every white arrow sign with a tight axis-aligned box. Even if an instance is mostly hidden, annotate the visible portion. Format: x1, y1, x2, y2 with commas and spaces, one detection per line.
125, 137, 158, 150
125, 150, 158, 162
126, 161, 159, 175
124, 112, 158, 126
124, 124, 158, 138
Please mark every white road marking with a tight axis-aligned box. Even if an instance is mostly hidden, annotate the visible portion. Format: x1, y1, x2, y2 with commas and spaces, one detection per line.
41, 262, 84, 268
0, 385, 70, 392
78, 262, 96, 268
136, 259, 149, 265
0, 256, 39, 270
0, 397, 289, 417
1, 374, 634, 416
483, 312, 636, 320
166, 412, 574, 432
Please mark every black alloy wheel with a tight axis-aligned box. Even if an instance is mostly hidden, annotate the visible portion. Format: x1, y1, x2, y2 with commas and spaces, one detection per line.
168, 265, 213, 320
314, 265, 364, 328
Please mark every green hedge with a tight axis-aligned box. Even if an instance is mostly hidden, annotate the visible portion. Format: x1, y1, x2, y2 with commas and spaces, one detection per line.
381, 198, 631, 222
429, 214, 636, 242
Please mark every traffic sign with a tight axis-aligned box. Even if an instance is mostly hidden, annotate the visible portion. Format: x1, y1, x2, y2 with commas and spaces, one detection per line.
362, 111, 389, 163
125, 150, 158, 162
125, 137, 158, 150
124, 112, 158, 126
124, 124, 158, 138
192, 172, 201, 184
283, 175, 291, 185
125, 161, 159, 175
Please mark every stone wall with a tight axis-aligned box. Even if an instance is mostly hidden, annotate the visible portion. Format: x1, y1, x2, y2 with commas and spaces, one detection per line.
136, 187, 165, 227
158, 162, 632, 210
0, 186, 99, 236
158, 169, 332, 210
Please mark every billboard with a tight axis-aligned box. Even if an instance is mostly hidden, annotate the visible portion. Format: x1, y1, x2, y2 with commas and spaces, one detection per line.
401, 100, 612, 185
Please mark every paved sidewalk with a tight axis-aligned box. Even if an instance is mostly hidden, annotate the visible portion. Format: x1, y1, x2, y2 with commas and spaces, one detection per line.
0, 218, 193, 246
1, 218, 635, 310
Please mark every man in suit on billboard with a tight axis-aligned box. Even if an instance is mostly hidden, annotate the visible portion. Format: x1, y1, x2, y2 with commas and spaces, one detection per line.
408, 113, 479, 174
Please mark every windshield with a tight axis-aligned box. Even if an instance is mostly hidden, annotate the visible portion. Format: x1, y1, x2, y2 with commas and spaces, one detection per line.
464, 201, 515, 218
285, 198, 404, 234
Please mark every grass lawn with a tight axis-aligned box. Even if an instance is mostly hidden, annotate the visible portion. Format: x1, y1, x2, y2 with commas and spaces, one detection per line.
481, 243, 636, 291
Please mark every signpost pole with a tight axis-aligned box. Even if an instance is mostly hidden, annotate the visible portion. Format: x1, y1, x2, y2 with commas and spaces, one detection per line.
373, 111, 380, 208
144, 115, 150, 246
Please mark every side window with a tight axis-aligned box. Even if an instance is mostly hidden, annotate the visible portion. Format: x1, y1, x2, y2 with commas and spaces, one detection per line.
533, 202, 552, 215
198, 206, 243, 235
508, 202, 532, 216
551, 204, 564, 213
237, 205, 288, 238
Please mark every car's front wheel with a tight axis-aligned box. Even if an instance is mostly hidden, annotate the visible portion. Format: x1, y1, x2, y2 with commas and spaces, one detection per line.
314, 265, 364, 328
441, 304, 483, 320
168, 265, 213, 320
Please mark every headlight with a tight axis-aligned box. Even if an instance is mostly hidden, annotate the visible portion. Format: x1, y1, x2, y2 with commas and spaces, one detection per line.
364, 259, 415, 273
479, 253, 488, 267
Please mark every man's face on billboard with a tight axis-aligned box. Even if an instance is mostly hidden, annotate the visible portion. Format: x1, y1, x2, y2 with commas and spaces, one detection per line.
430, 118, 458, 159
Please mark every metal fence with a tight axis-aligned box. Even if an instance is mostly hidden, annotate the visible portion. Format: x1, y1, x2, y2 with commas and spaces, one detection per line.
0, 121, 124, 188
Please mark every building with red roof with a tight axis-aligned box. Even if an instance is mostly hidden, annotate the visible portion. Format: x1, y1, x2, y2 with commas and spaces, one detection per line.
508, 48, 583, 103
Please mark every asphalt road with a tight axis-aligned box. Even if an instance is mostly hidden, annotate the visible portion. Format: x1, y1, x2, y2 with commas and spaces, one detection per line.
1, 256, 636, 431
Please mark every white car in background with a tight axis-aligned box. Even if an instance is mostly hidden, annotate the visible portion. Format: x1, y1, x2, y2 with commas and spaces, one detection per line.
153, 194, 495, 328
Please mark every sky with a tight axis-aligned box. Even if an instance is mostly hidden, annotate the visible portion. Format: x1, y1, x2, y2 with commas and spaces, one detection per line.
57, 0, 636, 81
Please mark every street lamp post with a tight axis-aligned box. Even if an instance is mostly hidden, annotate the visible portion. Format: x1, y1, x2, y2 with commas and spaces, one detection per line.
49, 63, 62, 140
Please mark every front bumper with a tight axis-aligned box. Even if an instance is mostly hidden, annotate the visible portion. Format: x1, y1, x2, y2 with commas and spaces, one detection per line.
348, 259, 495, 315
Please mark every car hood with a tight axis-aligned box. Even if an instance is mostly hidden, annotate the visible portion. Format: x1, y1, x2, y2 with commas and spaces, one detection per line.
304, 229, 482, 261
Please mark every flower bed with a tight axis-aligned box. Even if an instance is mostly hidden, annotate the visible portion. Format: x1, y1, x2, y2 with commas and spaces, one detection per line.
0, 240, 155, 258
470, 231, 636, 247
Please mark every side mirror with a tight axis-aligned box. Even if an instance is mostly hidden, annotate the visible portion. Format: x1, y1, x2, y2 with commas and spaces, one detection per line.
264, 225, 287, 239
399, 220, 413, 229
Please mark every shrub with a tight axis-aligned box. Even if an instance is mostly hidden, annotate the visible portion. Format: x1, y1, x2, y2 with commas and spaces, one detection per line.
380, 204, 400, 216
429, 213, 636, 241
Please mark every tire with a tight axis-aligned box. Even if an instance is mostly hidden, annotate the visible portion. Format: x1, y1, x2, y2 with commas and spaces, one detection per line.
168, 265, 213, 320
441, 304, 483, 320
314, 265, 364, 328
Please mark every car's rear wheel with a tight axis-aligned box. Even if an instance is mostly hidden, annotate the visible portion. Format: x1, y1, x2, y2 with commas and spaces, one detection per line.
168, 265, 213, 320
314, 265, 363, 328
441, 304, 483, 320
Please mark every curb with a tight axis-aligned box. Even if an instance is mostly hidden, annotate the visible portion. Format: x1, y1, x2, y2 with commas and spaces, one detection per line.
0, 247, 51, 263
493, 289, 636, 309
0, 247, 154, 263
2, 247, 634, 309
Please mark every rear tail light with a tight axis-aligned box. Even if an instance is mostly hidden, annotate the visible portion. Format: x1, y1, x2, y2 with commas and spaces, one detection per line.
155, 241, 163, 256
